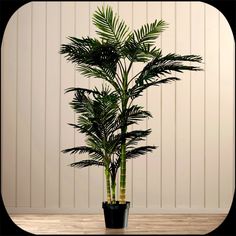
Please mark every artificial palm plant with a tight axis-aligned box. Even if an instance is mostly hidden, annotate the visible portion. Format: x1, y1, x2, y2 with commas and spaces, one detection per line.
62, 86, 154, 204
60, 5, 202, 222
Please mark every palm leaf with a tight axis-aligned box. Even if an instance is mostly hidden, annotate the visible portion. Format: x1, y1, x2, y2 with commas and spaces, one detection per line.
126, 145, 157, 159
70, 159, 104, 168
139, 53, 202, 82
133, 19, 167, 46
124, 105, 152, 125
121, 19, 167, 61
78, 64, 120, 91
129, 77, 181, 99
62, 146, 103, 158
92, 6, 130, 44
65, 87, 101, 95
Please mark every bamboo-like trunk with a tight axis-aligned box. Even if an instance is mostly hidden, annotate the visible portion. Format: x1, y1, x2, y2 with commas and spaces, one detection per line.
119, 105, 127, 204
119, 142, 126, 204
111, 181, 116, 204
105, 168, 111, 204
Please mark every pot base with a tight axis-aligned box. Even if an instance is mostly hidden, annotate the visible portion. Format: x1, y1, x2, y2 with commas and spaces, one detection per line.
102, 201, 130, 228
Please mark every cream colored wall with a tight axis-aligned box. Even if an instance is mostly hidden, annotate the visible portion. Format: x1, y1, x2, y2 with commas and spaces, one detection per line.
1, 1, 234, 213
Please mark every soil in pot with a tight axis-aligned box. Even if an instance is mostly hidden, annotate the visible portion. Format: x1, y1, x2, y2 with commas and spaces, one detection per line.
102, 201, 130, 228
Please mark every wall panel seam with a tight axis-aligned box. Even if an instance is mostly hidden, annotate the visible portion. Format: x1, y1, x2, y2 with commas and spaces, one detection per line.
44, 2, 47, 209
16, 14, 18, 207
88, 1, 91, 208
203, 3, 206, 209
218, 11, 221, 209
30, 2, 33, 208
131, 1, 134, 208
189, 1, 192, 209
73, 1, 76, 209
59, 1, 62, 208
145, 1, 148, 209
160, 0, 163, 209
174, 1, 177, 209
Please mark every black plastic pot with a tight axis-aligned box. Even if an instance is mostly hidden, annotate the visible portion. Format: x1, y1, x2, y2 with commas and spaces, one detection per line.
102, 201, 130, 228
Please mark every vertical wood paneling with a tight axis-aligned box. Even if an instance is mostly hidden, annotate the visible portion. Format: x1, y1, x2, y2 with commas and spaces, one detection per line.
60, 2, 75, 208
88, 1, 104, 208
175, 2, 191, 208
219, 12, 234, 209
132, 1, 147, 208
45, 2, 60, 208
31, 2, 46, 208
74, 1, 90, 209
161, 2, 176, 208
17, 3, 32, 207
205, 4, 220, 208
118, 1, 133, 204
1, 1, 234, 213
146, 1, 162, 208
1, 12, 18, 207
190, 2, 205, 208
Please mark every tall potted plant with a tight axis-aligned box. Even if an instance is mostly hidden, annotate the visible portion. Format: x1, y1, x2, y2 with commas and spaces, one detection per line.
60, 5, 202, 228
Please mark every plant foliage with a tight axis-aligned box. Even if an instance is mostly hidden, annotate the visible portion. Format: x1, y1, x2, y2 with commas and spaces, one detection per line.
60, 5, 202, 204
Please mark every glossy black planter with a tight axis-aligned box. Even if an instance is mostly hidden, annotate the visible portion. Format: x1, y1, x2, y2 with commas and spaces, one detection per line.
102, 201, 130, 228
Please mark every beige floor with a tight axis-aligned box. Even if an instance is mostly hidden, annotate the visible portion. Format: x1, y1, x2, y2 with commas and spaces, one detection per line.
10, 214, 226, 235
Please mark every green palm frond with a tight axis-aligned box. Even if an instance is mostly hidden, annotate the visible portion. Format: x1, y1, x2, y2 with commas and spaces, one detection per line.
70, 159, 104, 168
133, 19, 167, 46
129, 77, 181, 99
139, 53, 202, 82
125, 129, 152, 142
65, 87, 100, 95
126, 145, 157, 159
70, 90, 93, 114
60, 36, 119, 68
114, 145, 157, 168
62, 145, 103, 158
60, 37, 99, 65
93, 6, 130, 45
127, 53, 202, 98
114, 129, 153, 153
121, 20, 167, 61
124, 105, 152, 125
78, 64, 120, 91
135, 45, 162, 62
68, 86, 121, 158
158, 53, 203, 62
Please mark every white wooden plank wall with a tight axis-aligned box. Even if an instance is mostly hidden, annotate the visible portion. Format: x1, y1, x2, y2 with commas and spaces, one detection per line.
132, 1, 148, 209
161, 2, 176, 209
175, 2, 191, 208
146, 1, 162, 209
190, 1, 205, 209
45, 2, 60, 209
1, 1, 234, 213
74, 1, 90, 210
31, 2, 46, 208
17, 3, 32, 207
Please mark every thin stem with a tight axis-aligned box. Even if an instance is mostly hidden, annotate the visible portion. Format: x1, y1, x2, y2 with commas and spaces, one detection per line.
118, 60, 125, 77
115, 72, 123, 86
111, 180, 116, 203
127, 97, 134, 110
105, 168, 111, 204
127, 61, 133, 75
123, 58, 127, 72
128, 71, 142, 86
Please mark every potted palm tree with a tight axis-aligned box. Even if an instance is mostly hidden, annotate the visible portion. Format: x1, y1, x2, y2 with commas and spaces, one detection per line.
60, 5, 202, 228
